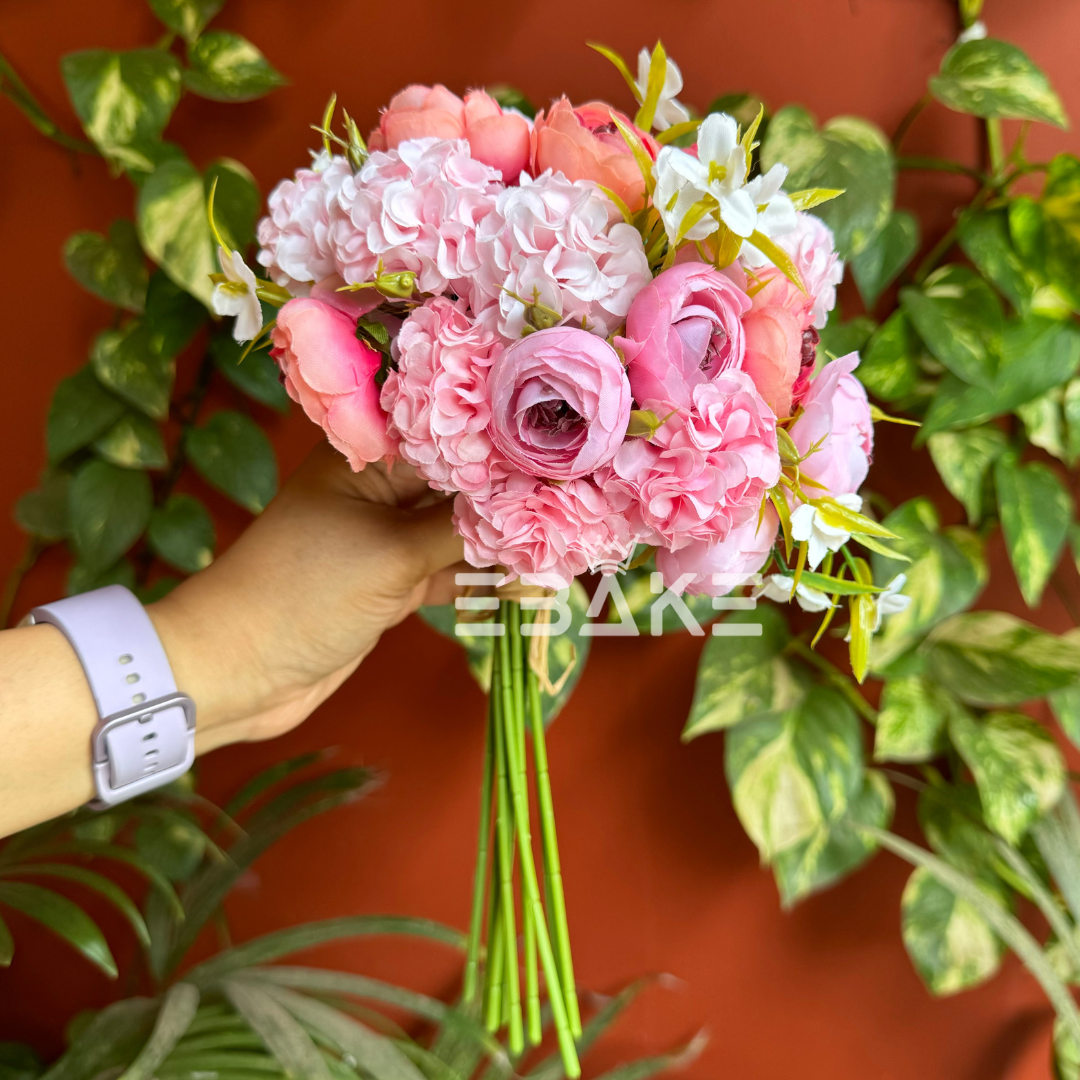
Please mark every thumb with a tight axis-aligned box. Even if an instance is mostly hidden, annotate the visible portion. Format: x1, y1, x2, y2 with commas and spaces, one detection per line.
397, 497, 466, 581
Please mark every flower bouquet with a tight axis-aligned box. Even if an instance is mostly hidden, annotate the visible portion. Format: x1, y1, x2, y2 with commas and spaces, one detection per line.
210, 41, 909, 1077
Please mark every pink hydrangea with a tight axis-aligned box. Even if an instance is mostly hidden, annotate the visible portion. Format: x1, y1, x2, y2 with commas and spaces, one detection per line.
655, 510, 778, 596
455, 473, 635, 589
331, 138, 501, 299
471, 170, 651, 338
791, 352, 873, 497
380, 297, 510, 497
603, 373, 780, 552
257, 152, 354, 294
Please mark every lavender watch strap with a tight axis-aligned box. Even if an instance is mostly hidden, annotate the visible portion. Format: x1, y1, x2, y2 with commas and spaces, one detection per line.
27, 585, 195, 806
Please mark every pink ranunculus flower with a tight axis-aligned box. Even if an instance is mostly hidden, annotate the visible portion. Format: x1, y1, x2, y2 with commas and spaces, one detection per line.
380, 297, 510, 497
532, 98, 658, 213
488, 326, 632, 482
455, 473, 635, 589
617, 262, 751, 410
655, 509, 779, 596
330, 137, 501, 299
472, 170, 651, 338
368, 85, 531, 181
271, 298, 395, 470
740, 268, 816, 419
602, 373, 780, 552
257, 152, 354, 294
790, 352, 873, 497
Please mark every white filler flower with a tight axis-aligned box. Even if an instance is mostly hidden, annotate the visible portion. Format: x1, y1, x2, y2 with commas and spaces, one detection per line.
212, 247, 262, 343
754, 573, 834, 612
634, 49, 690, 132
789, 493, 863, 570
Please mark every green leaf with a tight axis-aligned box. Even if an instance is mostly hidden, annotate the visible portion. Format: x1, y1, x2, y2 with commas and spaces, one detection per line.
851, 209, 919, 308
1041, 154, 1080, 313
487, 84, 536, 120
147, 0, 224, 42
926, 425, 1008, 524
1048, 636, 1080, 751
262, 984, 426, 1080
204, 159, 261, 252
63, 220, 148, 313
211, 333, 289, 413
920, 315, 1080, 437
857, 309, 923, 402
683, 607, 803, 740
0, 916, 12, 968
91, 325, 175, 421
67, 559, 137, 597
40, 998, 158, 1080
0, 882, 116, 977
615, 557, 716, 632
47, 367, 126, 462
870, 498, 987, 670
958, 208, 1037, 315
0, 1042, 41, 1080
873, 674, 949, 762
144, 270, 208, 358
900, 866, 1004, 995
186, 411, 278, 513
186, 916, 464, 988
816, 307, 876, 365
135, 812, 208, 881
68, 460, 153, 574
725, 687, 864, 863
138, 157, 215, 308
1019, 389, 1069, 463
418, 580, 592, 725
930, 38, 1068, 128
771, 769, 894, 907
760, 106, 895, 258
92, 412, 168, 470
4, 864, 149, 947
136, 576, 180, 604
899, 265, 1003, 388
15, 471, 71, 541
119, 983, 199, 1080
184, 32, 287, 103
147, 494, 215, 574
925, 611, 1080, 706
60, 49, 182, 163
995, 455, 1073, 607
948, 710, 1066, 844
918, 781, 1003, 883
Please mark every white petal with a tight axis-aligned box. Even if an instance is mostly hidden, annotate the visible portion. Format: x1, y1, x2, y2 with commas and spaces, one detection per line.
697, 113, 738, 165
718, 189, 758, 238
789, 503, 816, 543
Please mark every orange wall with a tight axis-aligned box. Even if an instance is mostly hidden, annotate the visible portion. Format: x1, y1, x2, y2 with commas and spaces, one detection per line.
1, 1, 1079, 1076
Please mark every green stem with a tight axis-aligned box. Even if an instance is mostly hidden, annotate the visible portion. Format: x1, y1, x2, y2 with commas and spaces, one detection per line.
524, 611, 582, 1041
896, 155, 985, 182
867, 827, 1080, 1049
502, 604, 580, 1077
493, 621, 524, 1053
0, 51, 96, 155
483, 882, 504, 1032
464, 693, 497, 1003
1, 538, 42, 629
785, 637, 877, 722
509, 606, 541, 1046
892, 93, 933, 152
986, 118, 1006, 178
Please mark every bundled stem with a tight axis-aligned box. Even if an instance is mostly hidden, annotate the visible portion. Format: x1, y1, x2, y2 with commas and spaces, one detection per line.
463, 600, 581, 1078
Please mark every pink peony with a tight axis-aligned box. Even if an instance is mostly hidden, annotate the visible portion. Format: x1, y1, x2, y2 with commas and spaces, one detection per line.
257, 152, 354, 294
741, 269, 816, 419
602, 374, 780, 551
790, 352, 873, 497
380, 297, 509, 496
617, 262, 750, 409
532, 98, 658, 213
368, 85, 531, 181
655, 509, 778, 596
330, 138, 501, 299
455, 473, 635, 588
271, 298, 395, 470
488, 326, 631, 481
472, 170, 651, 338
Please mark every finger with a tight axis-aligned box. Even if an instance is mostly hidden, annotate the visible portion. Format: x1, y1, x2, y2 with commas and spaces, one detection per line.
423, 561, 472, 606
399, 498, 465, 580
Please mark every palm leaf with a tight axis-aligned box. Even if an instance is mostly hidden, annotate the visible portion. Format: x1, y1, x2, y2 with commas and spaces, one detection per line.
187, 916, 464, 988
259, 983, 426, 1080
0, 911, 12, 965
224, 979, 333, 1080
224, 751, 331, 818
2, 863, 150, 946
40, 998, 158, 1080
589, 1033, 707, 1080
118, 983, 200, 1080
0, 882, 116, 976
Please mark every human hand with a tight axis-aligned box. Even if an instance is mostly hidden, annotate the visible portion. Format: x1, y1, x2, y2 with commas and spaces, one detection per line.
149, 442, 465, 754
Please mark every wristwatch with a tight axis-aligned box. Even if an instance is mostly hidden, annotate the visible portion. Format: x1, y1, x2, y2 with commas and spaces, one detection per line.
24, 585, 196, 808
